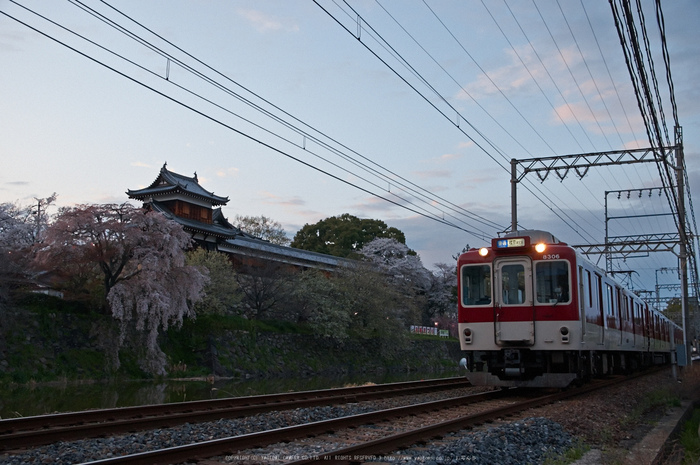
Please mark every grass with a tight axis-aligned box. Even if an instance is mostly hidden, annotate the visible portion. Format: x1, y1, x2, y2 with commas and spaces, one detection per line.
679, 409, 700, 464
543, 439, 589, 465
621, 387, 682, 428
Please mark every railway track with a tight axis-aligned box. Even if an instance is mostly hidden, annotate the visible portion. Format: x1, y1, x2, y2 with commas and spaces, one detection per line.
0, 377, 470, 451
73, 374, 642, 465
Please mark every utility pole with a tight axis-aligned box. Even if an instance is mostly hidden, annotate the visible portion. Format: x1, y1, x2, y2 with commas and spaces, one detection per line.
676, 126, 691, 365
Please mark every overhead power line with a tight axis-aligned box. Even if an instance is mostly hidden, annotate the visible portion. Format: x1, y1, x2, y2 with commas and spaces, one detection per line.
2, 0, 505, 240
316, 0, 606, 244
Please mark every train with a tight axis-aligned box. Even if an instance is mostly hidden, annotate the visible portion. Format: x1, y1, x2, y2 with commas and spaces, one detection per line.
457, 229, 682, 388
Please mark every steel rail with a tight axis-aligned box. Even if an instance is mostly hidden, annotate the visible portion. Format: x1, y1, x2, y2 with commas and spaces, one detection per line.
81, 372, 653, 465
287, 371, 665, 464
77, 389, 512, 465
0, 377, 469, 450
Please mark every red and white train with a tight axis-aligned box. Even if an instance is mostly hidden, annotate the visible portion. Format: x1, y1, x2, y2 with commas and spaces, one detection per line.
457, 230, 682, 388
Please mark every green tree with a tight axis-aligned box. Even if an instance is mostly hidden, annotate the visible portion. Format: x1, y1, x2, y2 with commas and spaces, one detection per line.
235, 262, 293, 320
287, 269, 352, 341
333, 262, 411, 356
664, 297, 682, 325
234, 215, 290, 246
291, 214, 407, 258
186, 248, 242, 315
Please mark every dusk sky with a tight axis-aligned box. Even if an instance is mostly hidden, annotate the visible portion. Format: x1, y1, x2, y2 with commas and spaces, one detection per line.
1, 0, 698, 297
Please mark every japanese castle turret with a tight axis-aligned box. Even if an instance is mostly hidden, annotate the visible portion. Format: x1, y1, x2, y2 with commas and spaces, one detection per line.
127, 163, 348, 272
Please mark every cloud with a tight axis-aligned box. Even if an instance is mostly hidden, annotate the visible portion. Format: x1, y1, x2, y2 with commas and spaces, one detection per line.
259, 191, 306, 207
130, 161, 151, 168
237, 9, 300, 33
0, 31, 26, 53
412, 169, 452, 179
350, 195, 403, 214
422, 152, 462, 164
440, 153, 461, 161
5, 181, 29, 186
458, 141, 474, 150
216, 167, 240, 178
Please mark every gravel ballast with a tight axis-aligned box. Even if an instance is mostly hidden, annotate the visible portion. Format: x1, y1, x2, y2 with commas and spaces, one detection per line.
1, 368, 697, 464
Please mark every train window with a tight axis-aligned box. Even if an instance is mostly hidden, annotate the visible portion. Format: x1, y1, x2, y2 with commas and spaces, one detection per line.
535, 260, 570, 304
461, 265, 492, 306
605, 284, 614, 316
586, 269, 592, 307
501, 264, 526, 304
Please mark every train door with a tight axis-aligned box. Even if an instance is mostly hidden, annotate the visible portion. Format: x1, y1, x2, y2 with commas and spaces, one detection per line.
642, 305, 651, 351
595, 273, 605, 344
493, 257, 534, 345
578, 266, 586, 338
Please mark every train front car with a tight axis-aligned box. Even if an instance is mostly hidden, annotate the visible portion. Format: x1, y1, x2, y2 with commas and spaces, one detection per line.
458, 230, 582, 388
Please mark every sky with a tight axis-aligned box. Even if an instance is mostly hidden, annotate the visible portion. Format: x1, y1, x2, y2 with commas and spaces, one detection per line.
1, 0, 699, 301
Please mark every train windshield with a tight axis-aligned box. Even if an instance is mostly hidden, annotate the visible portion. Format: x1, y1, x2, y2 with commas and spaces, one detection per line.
461, 264, 492, 306
535, 260, 570, 303
500, 263, 526, 305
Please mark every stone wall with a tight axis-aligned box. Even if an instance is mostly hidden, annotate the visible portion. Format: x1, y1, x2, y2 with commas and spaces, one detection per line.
202, 331, 463, 380
0, 303, 463, 381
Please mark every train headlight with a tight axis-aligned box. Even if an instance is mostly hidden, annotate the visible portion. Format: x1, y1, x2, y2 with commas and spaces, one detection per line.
535, 242, 546, 253
463, 327, 473, 344
478, 247, 489, 257
560, 326, 570, 343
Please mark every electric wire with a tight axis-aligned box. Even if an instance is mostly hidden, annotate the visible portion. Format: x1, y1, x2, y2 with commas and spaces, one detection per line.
318, 0, 600, 244
100, 0, 506, 235
90, 0, 505, 234
555, 0, 651, 220
66, 0, 502, 236
579, 0, 638, 143
375, 0, 604, 238
532, 0, 613, 150
322, 1, 692, 297
54, 0, 505, 237
503, 1, 638, 238
3, 1, 693, 297
0, 4, 489, 239
498, 0, 596, 152
556, 0, 627, 149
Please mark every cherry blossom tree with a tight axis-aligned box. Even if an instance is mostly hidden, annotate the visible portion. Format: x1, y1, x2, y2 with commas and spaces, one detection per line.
0, 202, 33, 302
358, 237, 432, 291
360, 237, 447, 327
38, 203, 207, 375
0, 194, 56, 302
426, 262, 458, 325
428, 263, 457, 313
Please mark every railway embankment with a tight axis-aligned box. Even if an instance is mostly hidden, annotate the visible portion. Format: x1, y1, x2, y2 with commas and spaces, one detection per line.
0, 297, 462, 384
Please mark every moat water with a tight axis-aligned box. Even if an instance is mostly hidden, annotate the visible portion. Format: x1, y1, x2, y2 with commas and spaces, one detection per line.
0, 369, 461, 419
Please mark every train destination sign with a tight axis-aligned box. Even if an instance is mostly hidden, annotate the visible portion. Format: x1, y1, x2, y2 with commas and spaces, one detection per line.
496, 238, 526, 249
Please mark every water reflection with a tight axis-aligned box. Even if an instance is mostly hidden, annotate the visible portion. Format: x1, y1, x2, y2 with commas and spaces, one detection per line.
0, 370, 460, 419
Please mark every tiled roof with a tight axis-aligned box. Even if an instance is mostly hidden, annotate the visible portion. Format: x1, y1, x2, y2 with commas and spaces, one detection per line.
127, 163, 229, 206
220, 235, 354, 270
149, 201, 239, 240
130, 164, 351, 271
